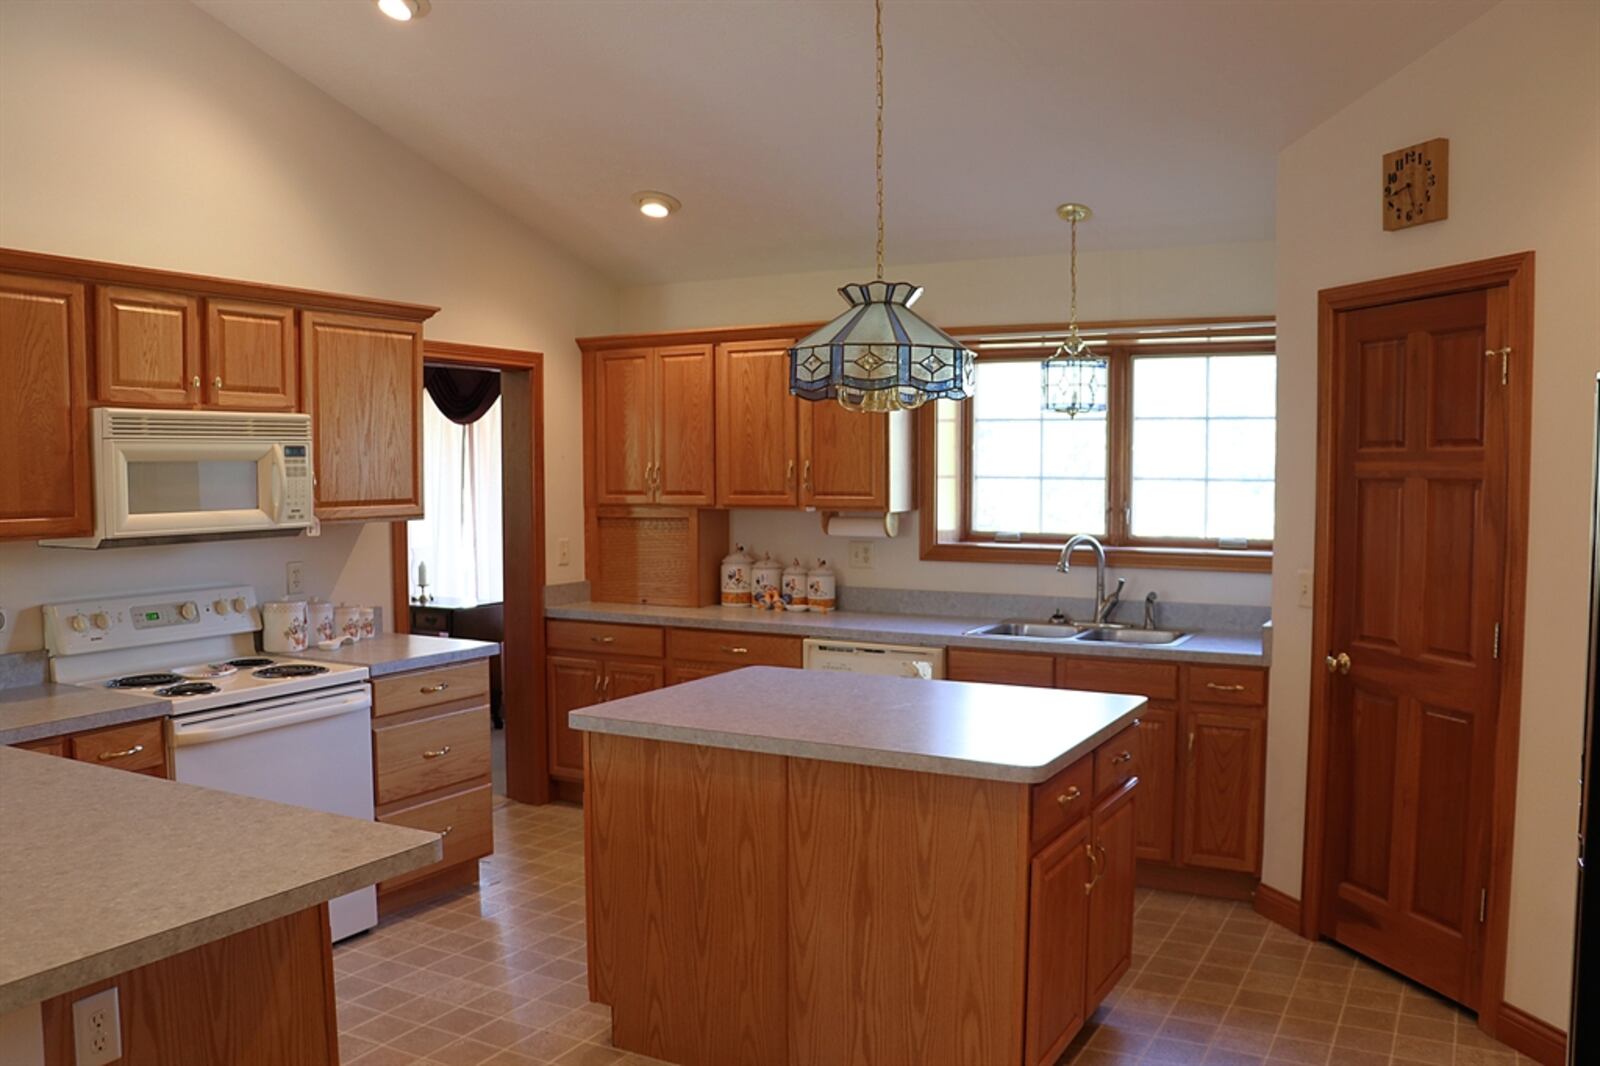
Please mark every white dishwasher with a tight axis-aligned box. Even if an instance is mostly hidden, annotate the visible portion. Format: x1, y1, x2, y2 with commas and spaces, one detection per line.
802, 638, 945, 679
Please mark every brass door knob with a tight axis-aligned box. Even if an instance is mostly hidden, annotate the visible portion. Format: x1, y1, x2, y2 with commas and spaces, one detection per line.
1325, 652, 1351, 675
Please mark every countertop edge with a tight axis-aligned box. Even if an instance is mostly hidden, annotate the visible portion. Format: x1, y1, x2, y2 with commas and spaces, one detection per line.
298, 635, 500, 677
0, 695, 168, 747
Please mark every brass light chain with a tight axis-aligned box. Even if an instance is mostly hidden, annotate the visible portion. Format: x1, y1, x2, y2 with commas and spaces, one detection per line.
874, 0, 885, 281
1068, 211, 1079, 333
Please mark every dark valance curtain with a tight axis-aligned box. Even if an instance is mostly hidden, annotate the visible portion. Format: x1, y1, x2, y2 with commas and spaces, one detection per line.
424, 366, 501, 424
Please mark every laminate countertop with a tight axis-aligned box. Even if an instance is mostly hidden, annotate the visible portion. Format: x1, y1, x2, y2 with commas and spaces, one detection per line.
0, 747, 440, 1012
572, 666, 1146, 784
546, 602, 1267, 666
298, 633, 499, 677
0, 684, 167, 747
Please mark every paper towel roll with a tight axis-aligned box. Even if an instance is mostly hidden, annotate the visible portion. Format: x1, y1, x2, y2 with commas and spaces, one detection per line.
823, 514, 900, 539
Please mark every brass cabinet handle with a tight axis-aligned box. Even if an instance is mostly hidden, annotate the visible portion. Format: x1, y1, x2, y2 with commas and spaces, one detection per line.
1206, 682, 1247, 693
592, 674, 602, 698
723, 646, 749, 655
190, 375, 201, 390
785, 459, 796, 488
802, 459, 813, 492
1324, 652, 1352, 675
98, 744, 144, 761
1084, 841, 1101, 895
420, 682, 450, 693
212, 375, 223, 389
422, 745, 452, 759
1110, 750, 1134, 766
602, 675, 611, 697
1057, 785, 1081, 809
439, 824, 454, 838
1188, 731, 1196, 758
591, 635, 616, 644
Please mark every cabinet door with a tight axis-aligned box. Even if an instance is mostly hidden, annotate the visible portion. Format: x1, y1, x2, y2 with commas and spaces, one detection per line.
654, 345, 715, 504
1024, 818, 1091, 1066
1086, 782, 1137, 1008
205, 299, 298, 411
1133, 705, 1178, 863
798, 400, 888, 508
593, 348, 655, 504
95, 285, 201, 407
1180, 710, 1265, 873
715, 341, 798, 506
604, 659, 665, 701
301, 311, 423, 520
0, 273, 91, 539
547, 654, 602, 782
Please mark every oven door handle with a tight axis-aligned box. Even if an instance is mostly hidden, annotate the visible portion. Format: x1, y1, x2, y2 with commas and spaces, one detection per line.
172, 690, 370, 746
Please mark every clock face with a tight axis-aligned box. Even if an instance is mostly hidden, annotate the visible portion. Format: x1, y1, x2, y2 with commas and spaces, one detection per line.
1383, 138, 1449, 230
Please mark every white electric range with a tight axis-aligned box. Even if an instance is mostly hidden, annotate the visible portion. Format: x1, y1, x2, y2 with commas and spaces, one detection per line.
44, 585, 380, 941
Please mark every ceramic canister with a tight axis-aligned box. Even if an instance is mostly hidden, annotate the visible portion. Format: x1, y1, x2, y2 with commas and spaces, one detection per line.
781, 559, 809, 612
334, 605, 363, 642
262, 600, 309, 653
720, 544, 754, 607
359, 607, 376, 639
307, 601, 336, 644
807, 559, 837, 612
752, 554, 784, 611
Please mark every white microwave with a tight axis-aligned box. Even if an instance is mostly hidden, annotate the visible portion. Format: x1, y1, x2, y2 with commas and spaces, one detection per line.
41, 408, 317, 549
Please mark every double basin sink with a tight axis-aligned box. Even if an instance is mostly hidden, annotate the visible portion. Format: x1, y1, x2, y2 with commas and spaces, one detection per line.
964, 620, 1191, 647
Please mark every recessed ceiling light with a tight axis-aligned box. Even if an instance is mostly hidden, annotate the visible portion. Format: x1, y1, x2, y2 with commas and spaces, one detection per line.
634, 192, 681, 219
377, 0, 430, 22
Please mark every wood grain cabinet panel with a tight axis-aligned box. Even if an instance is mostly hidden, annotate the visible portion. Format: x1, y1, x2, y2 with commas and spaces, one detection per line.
378, 781, 493, 892
799, 401, 886, 508
1025, 818, 1092, 1066
548, 620, 665, 659
204, 299, 297, 410
1094, 721, 1141, 798
1030, 754, 1094, 851
69, 718, 168, 778
372, 703, 492, 805
1186, 665, 1267, 707
653, 344, 715, 504
95, 285, 201, 407
1132, 706, 1178, 863
372, 661, 490, 719
715, 340, 798, 506
1179, 709, 1265, 873
1086, 782, 1138, 1004
946, 646, 1056, 687
547, 654, 603, 782
301, 311, 422, 520
665, 661, 739, 685
593, 348, 655, 504
665, 627, 802, 668
1056, 656, 1180, 702
0, 273, 90, 539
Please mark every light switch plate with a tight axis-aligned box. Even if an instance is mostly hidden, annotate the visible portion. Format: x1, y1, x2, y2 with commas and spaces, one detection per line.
558, 538, 571, 567
71, 986, 121, 1066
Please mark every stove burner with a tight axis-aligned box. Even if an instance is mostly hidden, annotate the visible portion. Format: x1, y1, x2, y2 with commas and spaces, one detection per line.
227, 657, 275, 668
106, 673, 184, 689
156, 682, 220, 697
252, 664, 329, 679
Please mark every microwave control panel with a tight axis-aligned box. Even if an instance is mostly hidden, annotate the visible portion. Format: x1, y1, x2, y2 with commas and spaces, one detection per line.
283, 443, 312, 522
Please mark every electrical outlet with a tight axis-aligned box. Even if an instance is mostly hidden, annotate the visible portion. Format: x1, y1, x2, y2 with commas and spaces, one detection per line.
1297, 568, 1313, 609
848, 541, 873, 569
72, 986, 121, 1066
558, 538, 571, 567
286, 561, 305, 597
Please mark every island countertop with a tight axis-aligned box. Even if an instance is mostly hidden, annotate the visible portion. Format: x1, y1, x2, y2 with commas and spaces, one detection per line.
571, 665, 1146, 784
0, 747, 441, 1012
298, 633, 499, 677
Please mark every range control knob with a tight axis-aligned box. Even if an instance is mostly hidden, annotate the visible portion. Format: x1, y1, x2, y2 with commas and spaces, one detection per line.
213, 599, 230, 616
91, 612, 110, 630
178, 602, 199, 621
69, 613, 88, 633
232, 596, 248, 613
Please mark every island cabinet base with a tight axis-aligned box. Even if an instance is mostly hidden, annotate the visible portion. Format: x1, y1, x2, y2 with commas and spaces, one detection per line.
584, 732, 1139, 1066
38, 904, 338, 1066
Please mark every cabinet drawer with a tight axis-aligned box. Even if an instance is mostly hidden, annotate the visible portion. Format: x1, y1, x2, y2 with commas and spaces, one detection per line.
548, 619, 664, 659
373, 704, 491, 804
667, 628, 802, 668
1056, 657, 1179, 701
1094, 722, 1141, 799
1186, 666, 1266, 707
666, 661, 740, 685
948, 647, 1056, 688
15, 735, 68, 757
379, 782, 493, 891
372, 661, 490, 718
1030, 754, 1094, 850
69, 718, 167, 777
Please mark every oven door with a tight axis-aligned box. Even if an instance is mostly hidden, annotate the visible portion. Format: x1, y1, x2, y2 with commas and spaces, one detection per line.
103, 437, 297, 539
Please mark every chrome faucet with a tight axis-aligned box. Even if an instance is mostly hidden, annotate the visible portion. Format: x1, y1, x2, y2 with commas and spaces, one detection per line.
1058, 533, 1124, 624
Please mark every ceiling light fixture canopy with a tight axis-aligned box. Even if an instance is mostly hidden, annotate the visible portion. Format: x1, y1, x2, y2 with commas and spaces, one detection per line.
788, 0, 973, 414
634, 191, 681, 219
1041, 203, 1106, 418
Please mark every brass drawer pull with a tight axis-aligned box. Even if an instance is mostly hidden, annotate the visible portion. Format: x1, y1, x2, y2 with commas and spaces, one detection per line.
213, 375, 223, 389
1205, 682, 1247, 693
439, 824, 454, 838
98, 744, 144, 761
420, 682, 450, 694
591, 635, 616, 644
1110, 750, 1134, 766
422, 745, 452, 759
1057, 785, 1081, 809
723, 646, 749, 655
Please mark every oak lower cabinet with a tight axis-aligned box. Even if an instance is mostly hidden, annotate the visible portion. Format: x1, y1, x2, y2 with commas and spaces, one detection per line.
1085, 782, 1138, 1003
0, 272, 91, 539
1025, 817, 1092, 1066
591, 345, 715, 506
545, 654, 664, 782
12, 717, 170, 778
947, 646, 1058, 688
1133, 705, 1178, 863
1179, 708, 1265, 872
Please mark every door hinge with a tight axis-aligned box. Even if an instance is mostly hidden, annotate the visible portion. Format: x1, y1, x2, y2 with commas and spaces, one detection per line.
1492, 622, 1501, 659
1486, 346, 1510, 386
1479, 888, 1487, 923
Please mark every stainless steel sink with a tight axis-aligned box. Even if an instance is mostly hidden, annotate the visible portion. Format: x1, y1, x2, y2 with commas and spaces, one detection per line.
1070, 626, 1191, 646
964, 620, 1086, 639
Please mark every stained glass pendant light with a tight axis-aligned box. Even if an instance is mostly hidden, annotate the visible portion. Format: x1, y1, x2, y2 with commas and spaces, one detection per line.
1042, 203, 1107, 418
788, 0, 974, 413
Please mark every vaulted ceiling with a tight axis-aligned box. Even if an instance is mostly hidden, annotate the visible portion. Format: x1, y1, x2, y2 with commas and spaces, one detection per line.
195, 0, 1494, 284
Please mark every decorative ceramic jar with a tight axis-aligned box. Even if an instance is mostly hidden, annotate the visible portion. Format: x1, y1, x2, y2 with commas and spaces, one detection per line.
720, 544, 754, 606
261, 601, 309, 653
335, 605, 363, 642
359, 607, 376, 639
752, 554, 784, 611
307, 601, 336, 644
807, 559, 837, 612
781, 559, 809, 611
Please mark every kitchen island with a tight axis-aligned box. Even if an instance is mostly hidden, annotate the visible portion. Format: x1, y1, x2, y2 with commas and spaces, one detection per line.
574, 666, 1146, 1066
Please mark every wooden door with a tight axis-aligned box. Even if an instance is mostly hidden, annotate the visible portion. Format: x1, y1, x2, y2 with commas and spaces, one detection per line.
301, 311, 422, 520
798, 400, 887, 508
204, 299, 297, 410
593, 348, 654, 504
547, 654, 601, 781
1024, 818, 1091, 1066
653, 344, 714, 504
1179, 709, 1264, 873
1133, 705, 1177, 863
604, 660, 664, 702
95, 285, 201, 407
715, 340, 797, 506
1321, 289, 1506, 1007
0, 273, 91, 539
1085, 782, 1137, 1006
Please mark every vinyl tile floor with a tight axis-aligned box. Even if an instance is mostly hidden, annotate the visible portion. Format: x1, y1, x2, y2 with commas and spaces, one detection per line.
334, 797, 1538, 1066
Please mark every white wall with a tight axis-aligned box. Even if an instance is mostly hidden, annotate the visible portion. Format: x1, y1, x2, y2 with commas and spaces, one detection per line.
0, 0, 618, 650
621, 240, 1278, 605
1269, 0, 1599, 1026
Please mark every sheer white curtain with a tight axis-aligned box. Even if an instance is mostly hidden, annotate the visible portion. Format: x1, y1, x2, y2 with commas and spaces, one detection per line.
408, 392, 504, 604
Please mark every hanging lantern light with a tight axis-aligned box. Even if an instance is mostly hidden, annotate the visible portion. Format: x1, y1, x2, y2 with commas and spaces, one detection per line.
788, 0, 974, 413
1042, 203, 1107, 418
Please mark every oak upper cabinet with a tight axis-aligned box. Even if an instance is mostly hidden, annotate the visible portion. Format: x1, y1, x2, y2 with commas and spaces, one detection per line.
301, 310, 423, 520
95, 285, 201, 407
1025, 817, 1092, 1066
593, 348, 654, 503
653, 345, 715, 504
0, 273, 91, 539
1179, 709, 1265, 873
797, 402, 913, 511
593, 345, 715, 505
715, 340, 798, 506
204, 299, 298, 411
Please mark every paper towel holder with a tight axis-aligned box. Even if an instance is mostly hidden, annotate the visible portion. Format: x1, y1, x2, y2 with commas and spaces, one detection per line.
819, 510, 901, 539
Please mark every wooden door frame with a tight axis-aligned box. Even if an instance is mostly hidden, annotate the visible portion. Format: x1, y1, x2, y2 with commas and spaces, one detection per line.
1300, 252, 1534, 1036
391, 339, 550, 806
